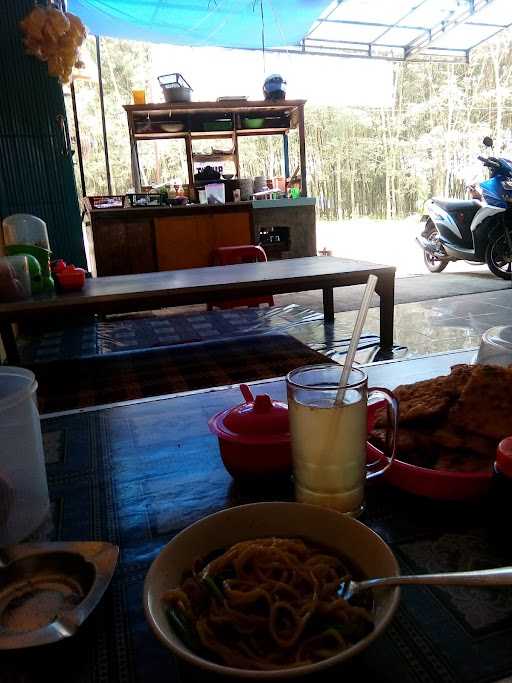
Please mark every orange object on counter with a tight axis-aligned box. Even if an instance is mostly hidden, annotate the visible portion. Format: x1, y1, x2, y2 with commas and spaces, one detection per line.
132, 89, 146, 104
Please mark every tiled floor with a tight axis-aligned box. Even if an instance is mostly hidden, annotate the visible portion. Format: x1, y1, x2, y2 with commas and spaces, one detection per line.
284, 288, 512, 361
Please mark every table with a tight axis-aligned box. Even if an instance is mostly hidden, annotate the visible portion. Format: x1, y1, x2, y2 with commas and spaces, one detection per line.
0, 256, 395, 364
7, 350, 512, 683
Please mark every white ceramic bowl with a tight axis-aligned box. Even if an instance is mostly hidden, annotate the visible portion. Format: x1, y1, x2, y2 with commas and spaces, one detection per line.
160, 122, 185, 133
144, 502, 400, 679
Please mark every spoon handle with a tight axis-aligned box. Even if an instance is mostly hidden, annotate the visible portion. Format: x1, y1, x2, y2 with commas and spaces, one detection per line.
361, 566, 512, 591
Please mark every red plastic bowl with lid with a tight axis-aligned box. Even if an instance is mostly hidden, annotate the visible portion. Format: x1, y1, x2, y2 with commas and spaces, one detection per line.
54, 263, 86, 291
208, 384, 292, 479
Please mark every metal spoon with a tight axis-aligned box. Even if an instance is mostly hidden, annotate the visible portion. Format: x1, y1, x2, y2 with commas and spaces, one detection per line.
338, 566, 512, 601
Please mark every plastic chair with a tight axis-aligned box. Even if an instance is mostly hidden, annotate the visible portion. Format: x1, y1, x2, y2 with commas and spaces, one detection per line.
208, 245, 274, 310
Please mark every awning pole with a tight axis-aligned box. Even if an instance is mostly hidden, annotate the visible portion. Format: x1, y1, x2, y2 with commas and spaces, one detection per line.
95, 35, 112, 194
283, 133, 290, 179
70, 80, 87, 198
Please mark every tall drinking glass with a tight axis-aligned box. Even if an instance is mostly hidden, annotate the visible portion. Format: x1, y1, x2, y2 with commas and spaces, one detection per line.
286, 364, 398, 517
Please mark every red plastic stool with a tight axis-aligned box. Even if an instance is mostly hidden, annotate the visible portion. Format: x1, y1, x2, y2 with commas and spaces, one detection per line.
208, 245, 274, 310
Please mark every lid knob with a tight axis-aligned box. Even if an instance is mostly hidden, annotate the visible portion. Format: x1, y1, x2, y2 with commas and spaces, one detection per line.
254, 394, 272, 412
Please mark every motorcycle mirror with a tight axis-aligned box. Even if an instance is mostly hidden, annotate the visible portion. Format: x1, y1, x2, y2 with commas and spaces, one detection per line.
483, 136, 494, 148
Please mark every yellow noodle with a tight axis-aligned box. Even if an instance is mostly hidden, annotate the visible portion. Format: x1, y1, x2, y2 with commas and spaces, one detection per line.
163, 537, 373, 670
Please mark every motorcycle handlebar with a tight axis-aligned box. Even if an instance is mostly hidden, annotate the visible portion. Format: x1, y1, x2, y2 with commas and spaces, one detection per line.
478, 155, 500, 168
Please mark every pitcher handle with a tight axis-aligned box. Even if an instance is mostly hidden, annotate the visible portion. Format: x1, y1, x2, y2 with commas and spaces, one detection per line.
366, 387, 398, 479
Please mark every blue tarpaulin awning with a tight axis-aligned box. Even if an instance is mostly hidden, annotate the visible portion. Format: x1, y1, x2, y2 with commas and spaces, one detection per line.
68, 0, 328, 49
68, 0, 512, 62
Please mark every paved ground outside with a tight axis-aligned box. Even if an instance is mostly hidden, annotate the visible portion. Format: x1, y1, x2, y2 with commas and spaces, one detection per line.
275, 217, 512, 359
316, 216, 485, 277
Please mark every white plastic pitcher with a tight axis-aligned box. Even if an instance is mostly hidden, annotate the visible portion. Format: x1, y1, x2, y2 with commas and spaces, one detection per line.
0, 367, 49, 545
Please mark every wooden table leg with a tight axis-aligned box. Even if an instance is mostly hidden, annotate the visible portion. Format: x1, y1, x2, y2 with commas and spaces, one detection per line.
375, 273, 395, 355
0, 323, 20, 365
322, 288, 335, 323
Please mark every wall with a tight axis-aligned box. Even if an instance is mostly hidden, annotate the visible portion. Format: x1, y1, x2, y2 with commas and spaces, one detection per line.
253, 205, 317, 259
0, 0, 86, 267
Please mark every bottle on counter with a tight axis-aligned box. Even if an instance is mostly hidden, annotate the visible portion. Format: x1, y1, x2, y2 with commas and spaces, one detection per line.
487, 436, 512, 537
491, 437, 512, 498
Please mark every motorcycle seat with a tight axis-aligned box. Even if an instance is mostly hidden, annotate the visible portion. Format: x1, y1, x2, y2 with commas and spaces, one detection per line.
431, 198, 481, 212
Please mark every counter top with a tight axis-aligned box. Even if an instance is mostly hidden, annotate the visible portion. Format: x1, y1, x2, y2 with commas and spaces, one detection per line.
87, 198, 315, 219
251, 197, 315, 209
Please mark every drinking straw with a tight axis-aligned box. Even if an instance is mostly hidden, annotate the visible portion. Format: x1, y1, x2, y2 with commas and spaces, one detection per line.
335, 274, 378, 405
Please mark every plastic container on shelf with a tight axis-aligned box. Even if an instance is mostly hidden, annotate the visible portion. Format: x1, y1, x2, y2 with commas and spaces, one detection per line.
0, 255, 31, 302
239, 178, 254, 201
6, 255, 31, 297
2, 214, 50, 250
0, 367, 50, 545
273, 176, 286, 192
158, 73, 192, 103
253, 175, 266, 193
205, 183, 225, 205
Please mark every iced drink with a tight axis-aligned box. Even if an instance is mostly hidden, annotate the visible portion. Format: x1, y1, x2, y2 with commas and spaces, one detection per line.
289, 389, 367, 515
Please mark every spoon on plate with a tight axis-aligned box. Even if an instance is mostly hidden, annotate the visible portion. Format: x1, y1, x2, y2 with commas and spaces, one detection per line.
338, 565, 512, 601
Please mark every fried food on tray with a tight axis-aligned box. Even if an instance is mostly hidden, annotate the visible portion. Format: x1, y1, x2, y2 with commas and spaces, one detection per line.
374, 364, 473, 427
434, 451, 495, 473
371, 426, 431, 454
430, 427, 495, 459
369, 363, 511, 473
449, 364, 512, 441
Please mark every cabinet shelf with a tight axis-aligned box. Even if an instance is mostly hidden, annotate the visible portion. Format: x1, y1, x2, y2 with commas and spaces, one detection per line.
125, 99, 306, 194
133, 128, 289, 142
192, 152, 235, 163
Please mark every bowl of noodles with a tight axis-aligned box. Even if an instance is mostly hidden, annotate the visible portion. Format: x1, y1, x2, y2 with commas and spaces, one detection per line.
144, 502, 400, 679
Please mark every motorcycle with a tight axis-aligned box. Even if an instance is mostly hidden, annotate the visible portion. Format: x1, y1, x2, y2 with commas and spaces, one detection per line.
417, 136, 512, 279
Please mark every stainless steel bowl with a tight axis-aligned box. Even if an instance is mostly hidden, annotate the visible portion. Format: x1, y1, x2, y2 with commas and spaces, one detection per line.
0, 541, 118, 649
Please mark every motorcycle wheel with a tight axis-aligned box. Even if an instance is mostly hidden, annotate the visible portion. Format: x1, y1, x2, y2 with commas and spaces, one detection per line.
423, 220, 448, 273
486, 232, 512, 280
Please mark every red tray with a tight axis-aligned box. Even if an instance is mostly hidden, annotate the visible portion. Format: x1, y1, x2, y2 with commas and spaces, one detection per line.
366, 400, 492, 502
367, 442, 492, 502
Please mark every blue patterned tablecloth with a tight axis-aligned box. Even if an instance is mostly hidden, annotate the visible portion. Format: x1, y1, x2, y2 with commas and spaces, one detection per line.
3, 378, 512, 683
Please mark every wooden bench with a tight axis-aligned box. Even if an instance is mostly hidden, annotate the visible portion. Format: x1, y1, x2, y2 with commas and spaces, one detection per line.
0, 256, 395, 364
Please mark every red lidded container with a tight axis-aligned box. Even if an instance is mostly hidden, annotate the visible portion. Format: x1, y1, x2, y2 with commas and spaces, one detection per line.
495, 436, 512, 478
208, 384, 291, 480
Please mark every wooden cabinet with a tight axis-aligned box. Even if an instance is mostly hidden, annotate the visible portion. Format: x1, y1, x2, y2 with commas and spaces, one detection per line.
88, 206, 253, 275
155, 215, 212, 271
155, 210, 251, 271
92, 219, 156, 276
211, 212, 252, 249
